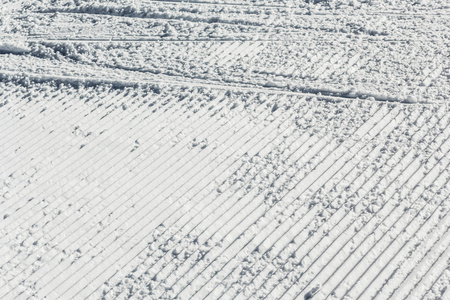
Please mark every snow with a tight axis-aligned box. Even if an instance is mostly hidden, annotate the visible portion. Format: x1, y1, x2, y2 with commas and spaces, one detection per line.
0, 42, 31, 54
1, 0, 450, 299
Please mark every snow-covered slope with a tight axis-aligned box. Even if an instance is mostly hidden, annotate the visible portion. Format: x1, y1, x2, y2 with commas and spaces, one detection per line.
1, 1, 449, 299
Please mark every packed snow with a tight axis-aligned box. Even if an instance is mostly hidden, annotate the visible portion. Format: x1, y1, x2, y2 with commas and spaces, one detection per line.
0, 0, 449, 299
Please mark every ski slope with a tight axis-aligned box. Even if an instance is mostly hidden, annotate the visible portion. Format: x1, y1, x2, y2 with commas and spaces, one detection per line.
1, 0, 449, 299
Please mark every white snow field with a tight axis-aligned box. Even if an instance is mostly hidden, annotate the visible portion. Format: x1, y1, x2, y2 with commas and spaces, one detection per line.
1, 0, 449, 299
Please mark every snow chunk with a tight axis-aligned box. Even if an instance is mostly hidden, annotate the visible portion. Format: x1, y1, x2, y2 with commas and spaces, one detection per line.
0, 42, 31, 54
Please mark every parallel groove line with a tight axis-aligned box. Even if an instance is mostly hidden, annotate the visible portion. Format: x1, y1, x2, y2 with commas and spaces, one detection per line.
248, 107, 441, 299
0, 89, 211, 296
97, 97, 326, 299
0, 88, 121, 180
46, 94, 294, 298
3, 89, 228, 298
198, 103, 408, 299
107, 98, 332, 298
0, 88, 145, 234
280, 111, 449, 299
337, 154, 450, 299
167, 105, 386, 299
369, 194, 450, 299
22, 92, 280, 298
215, 105, 416, 300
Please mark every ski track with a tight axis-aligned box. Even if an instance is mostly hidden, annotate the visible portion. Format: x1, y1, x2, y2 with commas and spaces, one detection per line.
1, 0, 450, 299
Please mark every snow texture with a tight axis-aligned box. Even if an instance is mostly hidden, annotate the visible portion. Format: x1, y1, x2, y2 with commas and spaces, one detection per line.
0, 0, 449, 299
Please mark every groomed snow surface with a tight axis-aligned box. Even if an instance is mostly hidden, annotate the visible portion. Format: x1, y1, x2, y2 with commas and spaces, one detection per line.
1, 0, 449, 299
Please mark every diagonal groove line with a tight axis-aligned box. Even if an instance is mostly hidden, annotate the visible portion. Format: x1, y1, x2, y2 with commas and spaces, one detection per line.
421, 257, 450, 300
291, 49, 323, 78
0, 90, 177, 278
157, 105, 386, 299
317, 50, 348, 80
216, 41, 261, 68
0, 88, 183, 203
203, 42, 230, 64
330, 50, 362, 78
403, 240, 450, 299
427, 255, 450, 299
344, 142, 450, 299
208, 41, 240, 63
101, 98, 338, 299
242, 106, 443, 299
212, 105, 416, 300
0, 86, 117, 172
0, 88, 122, 176
391, 224, 450, 299
279, 114, 448, 299
320, 118, 450, 299
271, 48, 302, 77
0, 86, 95, 153
324, 118, 450, 298
340, 160, 450, 300
95, 97, 332, 299
232, 107, 433, 300
48, 94, 296, 298
172, 106, 389, 300
419, 54, 441, 86
198, 109, 408, 299
277, 111, 449, 299
102, 99, 370, 300
366, 202, 450, 299
0, 86, 113, 145
1, 89, 231, 294
36, 93, 295, 298
0, 88, 200, 231
0, 89, 116, 219
215, 41, 250, 66
0, 84, 49, 120
110, 99, 376, 298
19, 92, 282, 298
222, 41, 264, 69
0, 88, 168, 233
0, 89, 213, 276
0, 86, 56, 137
0, 90, 172, 263
310, 48, 343, 78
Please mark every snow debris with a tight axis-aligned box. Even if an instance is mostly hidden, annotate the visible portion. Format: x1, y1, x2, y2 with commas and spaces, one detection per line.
0, 41, 31, 54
